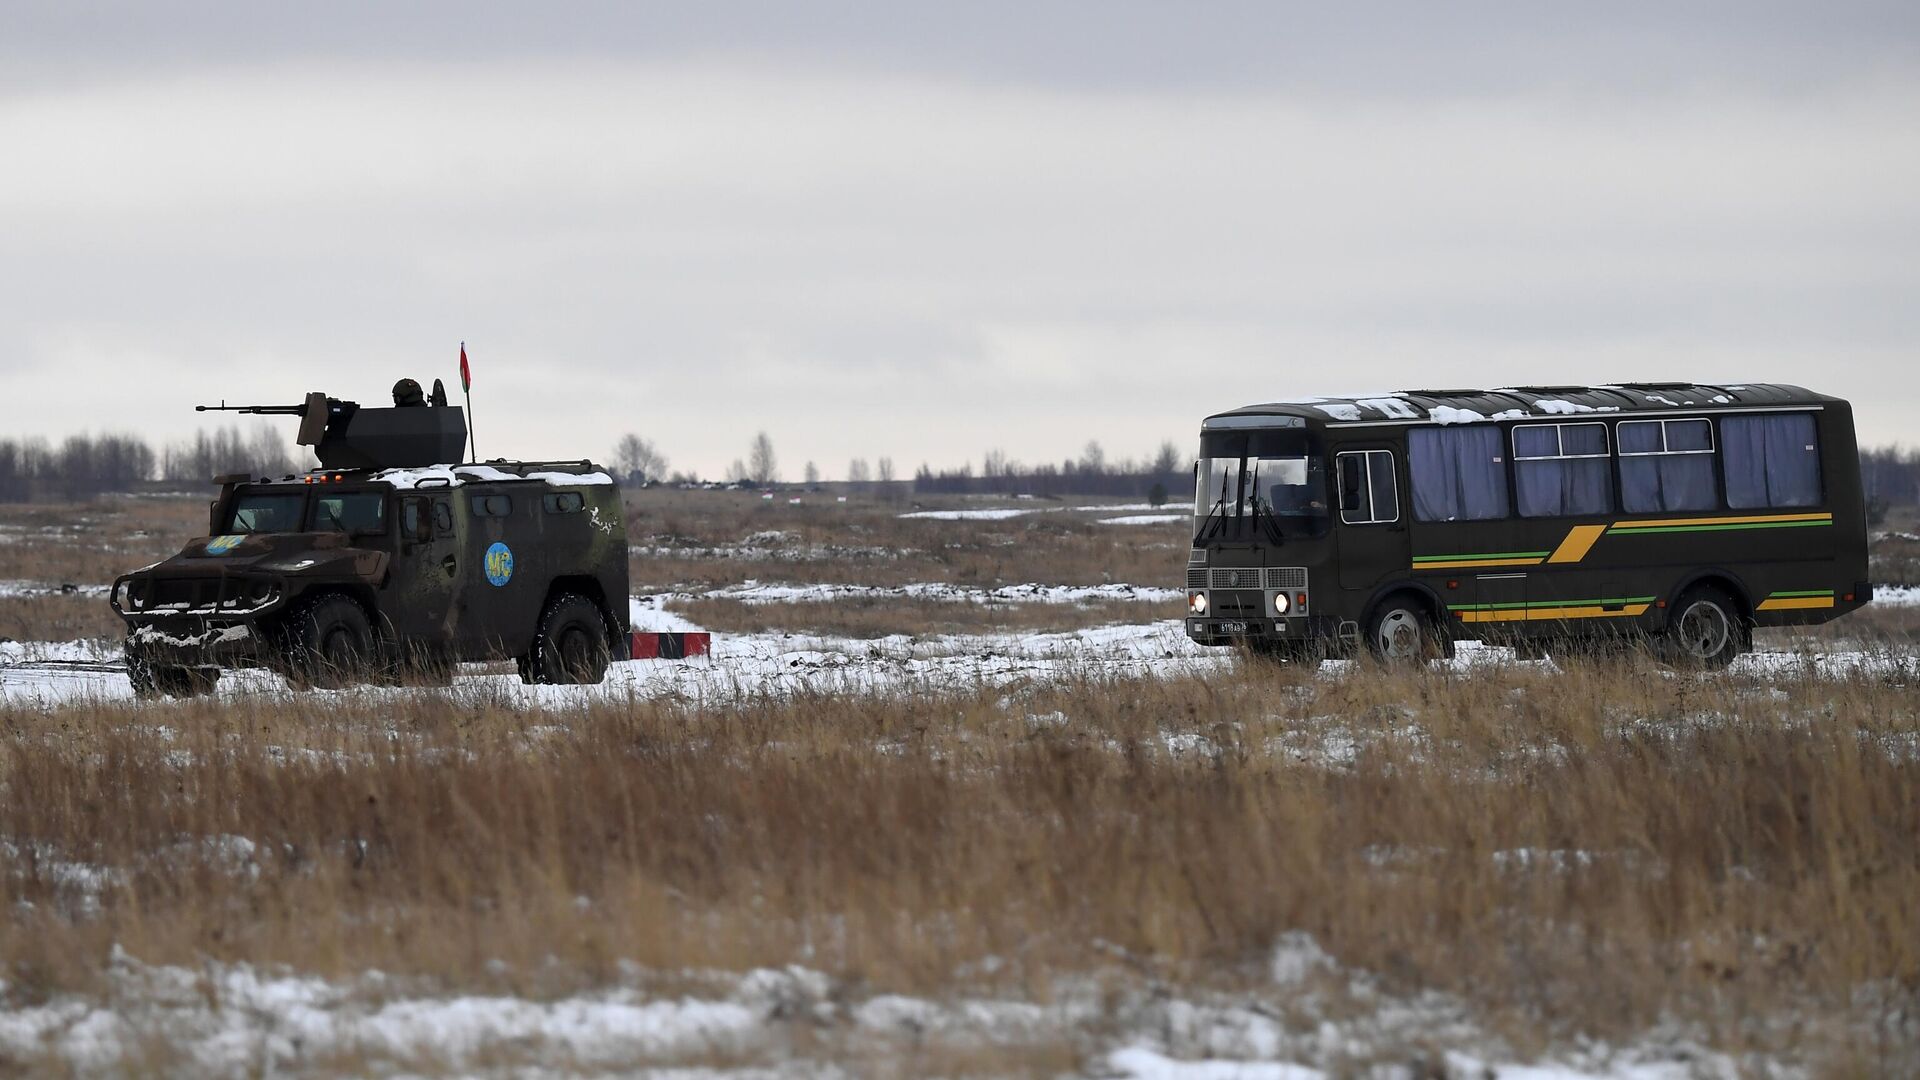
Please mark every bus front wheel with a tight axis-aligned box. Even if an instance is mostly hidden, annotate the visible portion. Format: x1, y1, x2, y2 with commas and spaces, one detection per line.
1366, 598, 1441, 663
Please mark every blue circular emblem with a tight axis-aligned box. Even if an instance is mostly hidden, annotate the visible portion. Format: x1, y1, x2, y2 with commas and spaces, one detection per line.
206, 535, 244, 555
483, 541, 515, 587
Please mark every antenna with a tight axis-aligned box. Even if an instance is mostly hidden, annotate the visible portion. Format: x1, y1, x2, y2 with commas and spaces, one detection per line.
460, 341, 478, 463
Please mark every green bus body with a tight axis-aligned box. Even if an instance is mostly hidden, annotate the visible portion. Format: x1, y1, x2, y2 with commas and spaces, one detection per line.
1185, 383, 1871, 658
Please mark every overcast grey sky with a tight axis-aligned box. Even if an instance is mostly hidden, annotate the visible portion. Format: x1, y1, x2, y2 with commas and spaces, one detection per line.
3, 2, 1917, 477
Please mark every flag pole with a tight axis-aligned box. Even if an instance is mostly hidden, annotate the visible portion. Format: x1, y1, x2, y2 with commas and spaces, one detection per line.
461, 341, 478, 463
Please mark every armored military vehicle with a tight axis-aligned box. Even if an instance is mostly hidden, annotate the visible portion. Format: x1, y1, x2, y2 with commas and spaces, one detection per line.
111, 389, 631, 695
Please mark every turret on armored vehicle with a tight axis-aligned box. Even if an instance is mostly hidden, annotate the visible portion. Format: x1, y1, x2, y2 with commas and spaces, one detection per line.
112, 388, 631, 695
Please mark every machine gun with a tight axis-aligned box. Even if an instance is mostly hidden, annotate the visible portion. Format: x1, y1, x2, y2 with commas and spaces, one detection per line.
198, 391, 467, 471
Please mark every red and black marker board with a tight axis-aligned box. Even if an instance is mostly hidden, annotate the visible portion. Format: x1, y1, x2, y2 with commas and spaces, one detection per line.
629, 632, 712, 660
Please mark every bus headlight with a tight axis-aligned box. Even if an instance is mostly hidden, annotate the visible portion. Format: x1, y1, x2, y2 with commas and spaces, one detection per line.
1273, 593, 1290, 615
1189, 592, 1208, 615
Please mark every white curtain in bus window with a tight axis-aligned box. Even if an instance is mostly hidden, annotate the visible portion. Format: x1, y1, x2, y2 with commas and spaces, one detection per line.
1513, 423, 1612, 517
1618, 419, 1717, 513
1409, 427, 1509, 521
1722, 413, 1820, 508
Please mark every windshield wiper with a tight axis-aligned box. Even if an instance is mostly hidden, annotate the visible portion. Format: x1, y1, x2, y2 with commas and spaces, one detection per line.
1195, 466, 1235, 542
1247, 461, 1285, 546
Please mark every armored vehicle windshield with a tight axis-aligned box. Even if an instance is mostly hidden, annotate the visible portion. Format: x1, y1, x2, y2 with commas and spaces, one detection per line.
224, 489, 387, 534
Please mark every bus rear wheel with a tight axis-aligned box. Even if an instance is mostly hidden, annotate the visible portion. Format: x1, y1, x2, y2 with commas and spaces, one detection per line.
1662, 587, 1744, 669
1366, 598, 1441, 664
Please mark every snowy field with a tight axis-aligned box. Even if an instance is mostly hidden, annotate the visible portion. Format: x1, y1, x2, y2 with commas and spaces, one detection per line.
2, 494, 1917, 1077
0, 938, 1771, 1078
5, 587, 1919, 707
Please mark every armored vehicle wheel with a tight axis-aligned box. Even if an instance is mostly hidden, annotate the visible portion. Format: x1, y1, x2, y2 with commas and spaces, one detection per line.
1661, 587, 1744, 670
1365, 596, 1443, 664
528, 594, 611, 685
286, 595, 376, 690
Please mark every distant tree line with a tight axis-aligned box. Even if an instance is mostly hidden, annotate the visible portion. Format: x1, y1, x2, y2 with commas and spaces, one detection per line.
0, 425, 300, 502
912, 440, 1192, 500
8, 423, 1920, 510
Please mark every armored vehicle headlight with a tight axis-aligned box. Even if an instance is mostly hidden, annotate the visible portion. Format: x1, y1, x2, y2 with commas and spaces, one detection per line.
1189, 592, 1207, 615
1273, 593, 1290, 615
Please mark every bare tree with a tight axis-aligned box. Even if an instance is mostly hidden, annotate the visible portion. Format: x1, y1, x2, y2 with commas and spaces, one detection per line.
847, 458, 871, 485
1080, 440, 1106, 475
748, 432, 780, 485
724, 459, 750, 484
877, 457, 895, 484
803, 461, 820, 487
610, 434, 669, 485
1151, 440, 1182, 476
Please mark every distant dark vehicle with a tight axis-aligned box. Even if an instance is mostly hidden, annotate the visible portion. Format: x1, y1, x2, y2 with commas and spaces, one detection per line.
1185, 383, 1872, 668
111, 392, 630, 695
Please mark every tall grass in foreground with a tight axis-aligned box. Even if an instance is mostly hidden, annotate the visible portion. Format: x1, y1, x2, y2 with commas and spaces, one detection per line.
1, 658, 1916, 1065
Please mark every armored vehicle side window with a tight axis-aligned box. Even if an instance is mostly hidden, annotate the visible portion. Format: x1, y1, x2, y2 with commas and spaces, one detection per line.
433, 500, 454, 534
401, 497, 427, 540
472, 493, 512, 518
226, 492, 305, 533
543, 491, 584, 514
310, 492, 386, 534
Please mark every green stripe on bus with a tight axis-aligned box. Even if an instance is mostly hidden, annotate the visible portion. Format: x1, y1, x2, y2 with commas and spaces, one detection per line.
1608, 520, 1832, 535
1767, 589, 1835, 598
1448, 596, 1656, 612
1412, 550, 1552, 562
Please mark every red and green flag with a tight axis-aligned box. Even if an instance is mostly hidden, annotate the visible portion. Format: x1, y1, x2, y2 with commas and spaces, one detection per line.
459, 343, 471, 391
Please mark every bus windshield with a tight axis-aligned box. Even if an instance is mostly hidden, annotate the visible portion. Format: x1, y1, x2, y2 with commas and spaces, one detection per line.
1194, 453, 1328, 541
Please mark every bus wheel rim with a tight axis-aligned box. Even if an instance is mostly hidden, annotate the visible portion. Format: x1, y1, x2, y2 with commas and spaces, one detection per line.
1378, 610, 1420, 658
1679, 601, 1729, 658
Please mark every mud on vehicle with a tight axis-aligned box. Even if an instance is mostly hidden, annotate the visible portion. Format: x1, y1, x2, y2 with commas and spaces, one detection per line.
111, 390, 631, 695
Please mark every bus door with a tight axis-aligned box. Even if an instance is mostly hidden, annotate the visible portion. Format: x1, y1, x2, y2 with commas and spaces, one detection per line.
1333, 448, 1409, 594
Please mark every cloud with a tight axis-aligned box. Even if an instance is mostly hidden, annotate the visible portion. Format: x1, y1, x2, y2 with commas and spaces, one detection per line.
1, 51, 1917, 475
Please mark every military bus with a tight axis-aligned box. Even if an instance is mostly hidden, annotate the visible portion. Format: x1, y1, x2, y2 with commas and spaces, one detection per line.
1185, 383, 1872, 666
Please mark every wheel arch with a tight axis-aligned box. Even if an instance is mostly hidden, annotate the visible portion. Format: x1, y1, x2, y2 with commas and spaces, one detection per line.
1362, 580, 1450, 635
1664, 568, 1754, 626
543, 575, 620, 641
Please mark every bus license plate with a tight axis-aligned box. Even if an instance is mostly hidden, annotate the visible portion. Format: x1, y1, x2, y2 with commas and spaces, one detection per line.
1218, 620, 1249, 634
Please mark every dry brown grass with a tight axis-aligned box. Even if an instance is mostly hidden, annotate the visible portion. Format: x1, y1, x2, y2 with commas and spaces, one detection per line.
2, 659, 1916, 1071
626, 489, 1187, 594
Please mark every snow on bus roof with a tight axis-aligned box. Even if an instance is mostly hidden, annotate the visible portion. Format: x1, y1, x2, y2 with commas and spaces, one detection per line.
1212, 383, 1825, 426
366, 465, 615, 489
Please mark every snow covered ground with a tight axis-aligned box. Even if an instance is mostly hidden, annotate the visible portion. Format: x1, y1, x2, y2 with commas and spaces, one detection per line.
0, 938, 1773, 1078
6, 605, 1916, 708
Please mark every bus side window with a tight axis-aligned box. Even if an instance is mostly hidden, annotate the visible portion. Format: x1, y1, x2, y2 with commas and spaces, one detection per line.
1337, 450, 1398, 525
1722, 413, 1821, 508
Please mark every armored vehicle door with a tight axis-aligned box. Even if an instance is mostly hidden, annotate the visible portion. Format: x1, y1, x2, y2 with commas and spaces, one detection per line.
459, 487, 544, 658
385, 492, 462, 645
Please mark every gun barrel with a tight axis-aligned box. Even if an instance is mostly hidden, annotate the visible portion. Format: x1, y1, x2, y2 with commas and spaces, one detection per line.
195, 402, 311, 415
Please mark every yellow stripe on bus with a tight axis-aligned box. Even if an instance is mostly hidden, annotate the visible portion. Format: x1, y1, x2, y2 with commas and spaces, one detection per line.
1456, 603, 1652, 624
1612, 512, 1831, 530
1547, 524, 1607, 564
1756, 596, 1836, 612
1413, 557, 1546, 570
